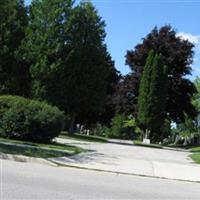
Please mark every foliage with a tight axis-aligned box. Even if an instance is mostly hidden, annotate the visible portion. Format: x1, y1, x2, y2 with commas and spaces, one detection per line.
137, 50, 154, 133
193, 77, 200, 112
123, 115, 141, 139
159, 119, 171, 142
170, 77, 200, 145
92, 123, 110, 137
21, 0, 73, 101
60, 1, 119, 129
112, 74, 137, 115
125, 25, 197, 122
106, 114, 127, 139
0, 95, 65, 142
0, 0, 30, 96
137, 51, 168, 141
165, 78, 200, 146
21, 0, 118, 131
88, 114, 141, 140
192, 77, 200, 144
106, 114, 139, 139
171, 116, 199, 145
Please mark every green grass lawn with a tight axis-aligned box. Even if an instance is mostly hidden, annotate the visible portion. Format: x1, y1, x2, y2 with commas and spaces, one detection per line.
0, 137, 84, 158
133, 140, 200, 151
190, 147, 200, 164
190, 153, 200, 164
60, 132, 108, 143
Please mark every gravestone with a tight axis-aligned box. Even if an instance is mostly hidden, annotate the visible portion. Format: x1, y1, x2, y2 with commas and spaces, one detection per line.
143, 138, 151, 144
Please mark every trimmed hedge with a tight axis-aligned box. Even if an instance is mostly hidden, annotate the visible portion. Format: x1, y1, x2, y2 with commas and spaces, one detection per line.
0, 95, 65, 142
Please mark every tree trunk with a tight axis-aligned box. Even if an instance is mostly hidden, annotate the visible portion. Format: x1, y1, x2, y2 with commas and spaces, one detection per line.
144, 128, 150, 139
69, 112, 76, 134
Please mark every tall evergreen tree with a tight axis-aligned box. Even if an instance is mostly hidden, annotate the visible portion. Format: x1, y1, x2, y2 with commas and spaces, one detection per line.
148, 54, 168, 140
60, 1, 118, 130
138, 50, 154, 138
21, 0, 73, 100
0, 0, 29, 96
22, 0, 118, 130
138, 51, 168, 140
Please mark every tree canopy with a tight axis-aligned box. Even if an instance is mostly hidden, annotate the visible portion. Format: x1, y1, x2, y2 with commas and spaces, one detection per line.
125, 25, 197, 123
0, 0, 29, 96
21, 0, 119, 130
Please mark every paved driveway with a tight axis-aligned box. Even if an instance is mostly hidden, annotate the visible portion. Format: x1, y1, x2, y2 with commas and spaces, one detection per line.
51, 138, 200, 182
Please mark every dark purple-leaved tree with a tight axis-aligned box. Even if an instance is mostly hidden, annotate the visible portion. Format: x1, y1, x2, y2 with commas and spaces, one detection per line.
122, 25, 197, 123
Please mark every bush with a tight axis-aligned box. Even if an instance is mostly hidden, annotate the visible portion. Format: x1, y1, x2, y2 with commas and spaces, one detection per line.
123, 116, 141, 140
92, 123, 110, 137
105, 114, 141, 140
107, 114, 126, 139
104, 114, 128, 139
0, 95, 65, 142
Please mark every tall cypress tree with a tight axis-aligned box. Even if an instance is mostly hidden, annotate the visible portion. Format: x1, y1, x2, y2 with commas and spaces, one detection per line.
137, 50, 154, 138
138, 51, 168, 140
148, 54, 168, 140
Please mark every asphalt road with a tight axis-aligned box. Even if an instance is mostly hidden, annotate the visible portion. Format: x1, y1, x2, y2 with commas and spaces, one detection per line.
1, 159, 199, 200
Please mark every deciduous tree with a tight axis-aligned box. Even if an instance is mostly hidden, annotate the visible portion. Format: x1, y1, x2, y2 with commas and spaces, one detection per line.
126, 25, 197, 123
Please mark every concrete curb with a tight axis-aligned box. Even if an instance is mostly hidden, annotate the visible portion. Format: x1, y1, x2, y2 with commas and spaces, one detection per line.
0, 153, 58, 167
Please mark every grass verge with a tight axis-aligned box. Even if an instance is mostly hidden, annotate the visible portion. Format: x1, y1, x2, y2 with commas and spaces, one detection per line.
60, 132, 108, 143
190, 147, 200, 164
133, 140, 163, 149
0, 137, 84, 158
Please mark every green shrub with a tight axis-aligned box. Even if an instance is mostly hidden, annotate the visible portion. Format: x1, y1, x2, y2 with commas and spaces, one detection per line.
105, 114, 141, 140
107, 114, 126, 139
123, 116, 142, 140
0, 95, 65, 142
92, 123, 110, 137
105, 114, 128, 139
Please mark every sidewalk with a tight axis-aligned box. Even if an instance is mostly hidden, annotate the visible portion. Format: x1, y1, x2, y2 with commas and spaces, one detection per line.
50, 138, 200, 183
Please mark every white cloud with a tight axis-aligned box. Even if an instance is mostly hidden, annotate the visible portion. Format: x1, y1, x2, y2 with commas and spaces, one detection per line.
177, 32, 200, 45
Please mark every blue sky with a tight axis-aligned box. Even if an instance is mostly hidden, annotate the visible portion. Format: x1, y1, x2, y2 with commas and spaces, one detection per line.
25, 0, 200, 79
